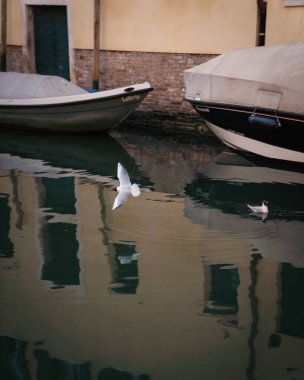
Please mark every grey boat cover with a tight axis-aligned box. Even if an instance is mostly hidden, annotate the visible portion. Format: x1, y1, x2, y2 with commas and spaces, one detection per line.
0, 72, 87, 99
184, 42, 304, 115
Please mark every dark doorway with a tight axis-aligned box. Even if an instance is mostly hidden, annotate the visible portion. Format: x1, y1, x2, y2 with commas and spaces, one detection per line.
33, 6, 70, 80
257, 0, 267, 46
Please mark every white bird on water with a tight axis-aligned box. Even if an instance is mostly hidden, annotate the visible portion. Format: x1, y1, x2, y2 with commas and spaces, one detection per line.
112, 162, 140, 210
247, 200, 269, 214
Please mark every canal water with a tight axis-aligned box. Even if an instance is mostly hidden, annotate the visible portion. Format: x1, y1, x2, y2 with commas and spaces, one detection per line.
0, 127, 303, 380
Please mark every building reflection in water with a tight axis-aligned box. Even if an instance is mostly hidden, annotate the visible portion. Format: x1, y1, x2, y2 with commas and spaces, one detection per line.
1, 134, 304, 380
185, 150, 304, 379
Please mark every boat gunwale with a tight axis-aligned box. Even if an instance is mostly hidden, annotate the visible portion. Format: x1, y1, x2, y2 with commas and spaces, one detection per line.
185, 97, 304, 123
0, 82, 153, 108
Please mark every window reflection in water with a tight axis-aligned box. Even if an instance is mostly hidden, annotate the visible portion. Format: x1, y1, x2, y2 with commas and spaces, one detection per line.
279, 264, 304, 339
40, 178, 76, 215
203, 263, 240, 325
40, 222, 80, 288
107, 241, 140, 294
38, 177, 80, 288
0, 193, 14, 258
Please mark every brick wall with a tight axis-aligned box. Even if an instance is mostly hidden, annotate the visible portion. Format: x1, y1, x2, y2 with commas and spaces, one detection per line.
75, 50, 216, 114
6, 46, 23, 72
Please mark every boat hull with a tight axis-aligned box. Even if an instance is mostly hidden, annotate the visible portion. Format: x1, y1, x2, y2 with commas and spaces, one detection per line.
0, 83, 153, 133
187, 100, 304, 163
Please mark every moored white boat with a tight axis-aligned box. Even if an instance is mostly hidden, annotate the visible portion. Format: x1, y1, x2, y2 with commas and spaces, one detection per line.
0, 72, 153, 133
184, 43, 304, 163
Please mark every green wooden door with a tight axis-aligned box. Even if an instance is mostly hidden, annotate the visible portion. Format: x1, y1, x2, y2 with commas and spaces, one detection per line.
33, 6, 70, 80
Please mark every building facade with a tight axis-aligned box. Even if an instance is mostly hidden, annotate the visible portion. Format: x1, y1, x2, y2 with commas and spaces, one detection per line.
1, 0, 304, 114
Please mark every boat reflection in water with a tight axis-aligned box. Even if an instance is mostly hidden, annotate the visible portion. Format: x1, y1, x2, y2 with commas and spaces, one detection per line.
0, 130, 304, 380
185, 151, 304, 266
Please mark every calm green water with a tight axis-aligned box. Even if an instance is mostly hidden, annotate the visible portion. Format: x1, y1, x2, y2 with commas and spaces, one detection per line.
0, 128, 303, 380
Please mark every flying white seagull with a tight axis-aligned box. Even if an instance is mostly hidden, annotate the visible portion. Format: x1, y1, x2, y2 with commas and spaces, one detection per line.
112, 162, 140, 210
247, 200, 269, 214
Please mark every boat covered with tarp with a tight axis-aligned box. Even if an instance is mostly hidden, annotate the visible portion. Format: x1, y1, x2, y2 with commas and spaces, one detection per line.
184, 43, 304, 163
0, 72, 153, 133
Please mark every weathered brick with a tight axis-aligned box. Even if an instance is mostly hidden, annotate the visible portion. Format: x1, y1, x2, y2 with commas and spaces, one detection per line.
75, 49, 216, 113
